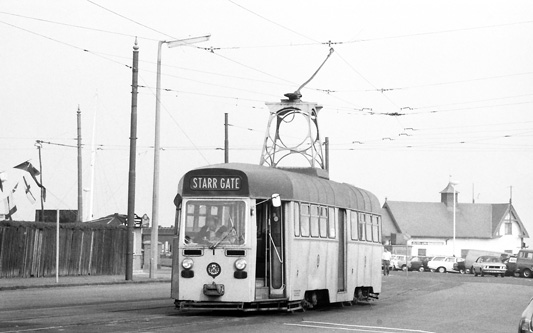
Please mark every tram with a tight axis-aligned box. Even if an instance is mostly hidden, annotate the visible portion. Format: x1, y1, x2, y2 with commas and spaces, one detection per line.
171, 162, 382, 311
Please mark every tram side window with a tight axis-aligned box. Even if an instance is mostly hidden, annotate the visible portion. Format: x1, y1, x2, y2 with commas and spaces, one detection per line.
310, 205, 319, 237
365, 214, 373, 242
328, 207, 336, 238
358, 213, 366, 241
294, 203, 300, 237
300, 203, 310, 237
378, 216, 383, 243
319, 206, 328, 238
372, 215, 381, 243
350, 211, 358, 240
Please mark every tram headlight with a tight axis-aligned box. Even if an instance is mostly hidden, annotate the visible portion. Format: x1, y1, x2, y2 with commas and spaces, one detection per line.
182, 258, 194, 270
234, 258, 247, 271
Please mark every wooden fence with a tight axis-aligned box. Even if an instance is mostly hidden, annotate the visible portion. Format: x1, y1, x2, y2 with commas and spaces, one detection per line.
0, 220, 127, 278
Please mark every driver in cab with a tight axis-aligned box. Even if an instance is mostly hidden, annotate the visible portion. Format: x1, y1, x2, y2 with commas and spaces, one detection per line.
196, 217, 228, 243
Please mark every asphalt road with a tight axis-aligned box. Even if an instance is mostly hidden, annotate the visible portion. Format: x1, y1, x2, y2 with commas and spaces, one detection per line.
0, 271, 531, 332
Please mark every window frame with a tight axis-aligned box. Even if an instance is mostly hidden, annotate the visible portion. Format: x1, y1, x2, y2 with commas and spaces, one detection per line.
300, 203, 310, 237
310, 205, 320, 238
328, 207, 336, 239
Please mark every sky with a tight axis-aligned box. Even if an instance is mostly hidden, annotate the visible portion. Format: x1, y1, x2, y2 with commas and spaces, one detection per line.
1, 1, 532, 247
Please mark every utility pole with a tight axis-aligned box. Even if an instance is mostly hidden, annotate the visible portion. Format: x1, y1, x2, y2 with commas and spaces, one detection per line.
126, 39, 139, 281
35, 140, 44, 220
325, 137, 329, 171
77, 105, 83, 222
224, 113, 229, 163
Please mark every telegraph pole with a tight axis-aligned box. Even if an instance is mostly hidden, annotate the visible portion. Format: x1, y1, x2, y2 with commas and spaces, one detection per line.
126, 39, 139, 281
35, 140, 44, 220
325, 137, 329, 171
224, 113, 229, 163
77, 106, 83, 222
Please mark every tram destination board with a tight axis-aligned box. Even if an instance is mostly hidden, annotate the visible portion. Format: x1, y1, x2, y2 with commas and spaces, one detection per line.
182, 168, 249, 196
190, 176, 241, 191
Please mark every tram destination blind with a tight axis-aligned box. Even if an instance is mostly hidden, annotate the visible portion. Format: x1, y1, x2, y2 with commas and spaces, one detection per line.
189, 176, 242, 191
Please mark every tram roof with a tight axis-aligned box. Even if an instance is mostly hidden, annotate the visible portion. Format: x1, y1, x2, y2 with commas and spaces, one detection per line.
180, 163, 381, 214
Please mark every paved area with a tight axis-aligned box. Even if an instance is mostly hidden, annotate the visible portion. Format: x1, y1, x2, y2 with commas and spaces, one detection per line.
0, 267, 171, 291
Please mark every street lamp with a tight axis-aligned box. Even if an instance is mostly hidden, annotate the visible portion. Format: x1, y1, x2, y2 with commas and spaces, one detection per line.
450, 181, 459, 256
150, 35, 210, 279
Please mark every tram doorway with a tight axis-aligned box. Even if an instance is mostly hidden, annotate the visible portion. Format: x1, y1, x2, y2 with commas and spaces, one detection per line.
255, 201, 285, 300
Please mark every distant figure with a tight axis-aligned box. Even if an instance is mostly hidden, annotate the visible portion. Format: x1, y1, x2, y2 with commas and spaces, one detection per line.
196, 217, 228, 243
382, 248, 392, 276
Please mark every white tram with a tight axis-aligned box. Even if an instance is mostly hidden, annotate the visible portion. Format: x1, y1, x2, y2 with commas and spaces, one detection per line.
171, 163, 382, 311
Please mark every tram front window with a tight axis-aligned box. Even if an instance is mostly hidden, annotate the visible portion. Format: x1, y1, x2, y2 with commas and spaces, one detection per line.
183, 200, 246, 247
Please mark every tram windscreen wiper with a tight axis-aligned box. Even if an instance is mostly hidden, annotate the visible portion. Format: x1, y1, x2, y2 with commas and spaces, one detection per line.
210, 227, 235, 249
210, 215, 236, 249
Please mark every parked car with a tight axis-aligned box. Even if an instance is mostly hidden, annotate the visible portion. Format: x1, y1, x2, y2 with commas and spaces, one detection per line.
519, 297, 533, 333
463, 249, 510, 273
427, 256, 465, 273
515, 249, 533, 278
408, 256, 431, 272
471, 255, 506, 277
502, 255, 517, 276
390, 254, 408, 271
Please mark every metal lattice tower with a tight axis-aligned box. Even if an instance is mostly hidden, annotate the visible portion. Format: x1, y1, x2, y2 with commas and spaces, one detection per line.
259, 48, 334, 170
259, 93, 324, 169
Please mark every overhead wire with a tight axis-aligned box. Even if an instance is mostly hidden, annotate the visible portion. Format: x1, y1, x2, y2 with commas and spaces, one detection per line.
136, 72, 212, 165
86, 0, 175, 39
2, 5, 531, 155
227, 0, 320, 43
0, 20, 132, 69
3, 9, 530, 112
345, 19, 533, 43
0, 10, 159, 42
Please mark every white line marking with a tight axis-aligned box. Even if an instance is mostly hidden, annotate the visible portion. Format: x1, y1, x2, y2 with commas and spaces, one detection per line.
283, 320, 437, 333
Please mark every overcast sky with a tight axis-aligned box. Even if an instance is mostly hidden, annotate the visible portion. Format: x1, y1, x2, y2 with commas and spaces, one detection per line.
1, 1, 532, 247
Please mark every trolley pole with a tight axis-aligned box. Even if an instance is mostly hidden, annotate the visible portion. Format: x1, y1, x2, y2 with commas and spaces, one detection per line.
126, 39, 139, 281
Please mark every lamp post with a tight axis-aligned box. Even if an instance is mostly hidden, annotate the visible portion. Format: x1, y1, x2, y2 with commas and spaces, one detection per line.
150, 35, 210, 279
450, 181, 459, 256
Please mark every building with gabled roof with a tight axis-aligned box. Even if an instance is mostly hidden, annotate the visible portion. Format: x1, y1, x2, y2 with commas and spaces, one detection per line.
381, 182, 529, 257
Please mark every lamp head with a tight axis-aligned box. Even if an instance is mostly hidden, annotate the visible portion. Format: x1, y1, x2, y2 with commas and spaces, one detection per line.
167, 34, 211, 48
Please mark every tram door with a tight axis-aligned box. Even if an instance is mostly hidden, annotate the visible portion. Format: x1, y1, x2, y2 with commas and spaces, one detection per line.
268, 200, 284, 297
255, 201, 285, 299
255, 204, 267, 287
338, 209, 347, 292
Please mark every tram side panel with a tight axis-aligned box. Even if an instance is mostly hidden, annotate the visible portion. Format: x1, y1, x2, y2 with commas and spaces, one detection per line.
171, 237, 180, 300
324, 239, 343, 303
371, 243, 383, 294
285, 204, 349, 304
347, 242, 382, 293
